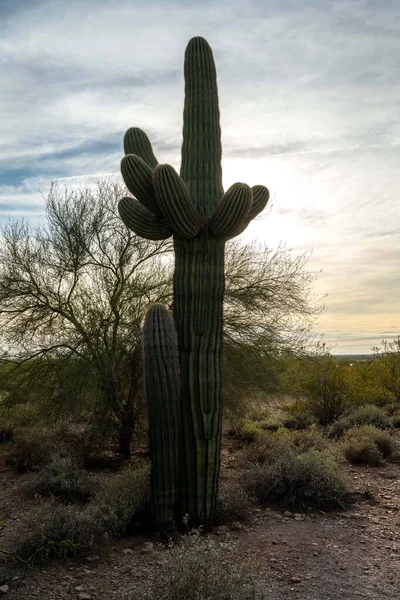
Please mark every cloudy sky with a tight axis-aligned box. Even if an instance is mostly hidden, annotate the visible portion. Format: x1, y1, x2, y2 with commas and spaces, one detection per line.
1, 0, 399, 354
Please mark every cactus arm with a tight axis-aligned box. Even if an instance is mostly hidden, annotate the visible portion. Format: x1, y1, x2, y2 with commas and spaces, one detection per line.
248, 185, 270, 221
180, 37, 223, 218
153, 164, 201, 239
118, 197, 172, 240
209, 182, 252, 238
123, 127, 158, 169
225, 184, 270, 238
142, 304, 181, 542
121, 155, 160, 215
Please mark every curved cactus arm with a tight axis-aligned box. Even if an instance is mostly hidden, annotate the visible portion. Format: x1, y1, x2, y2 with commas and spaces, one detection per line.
124, 127, 158, 169
180, 37, 223, 218
153, 164, 201, 239
248, 185, 270, 221
226, 184, 270, 238
121, 155, 160, 215
118, 197, 172, 240
209, 182, 252, 238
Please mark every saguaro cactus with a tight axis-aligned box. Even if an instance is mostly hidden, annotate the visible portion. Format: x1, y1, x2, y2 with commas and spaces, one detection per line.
142, 304, 181, 541
119, 37, 269, 527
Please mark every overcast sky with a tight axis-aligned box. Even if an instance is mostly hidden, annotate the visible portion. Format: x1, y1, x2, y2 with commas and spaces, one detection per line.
1, 0, 399, 354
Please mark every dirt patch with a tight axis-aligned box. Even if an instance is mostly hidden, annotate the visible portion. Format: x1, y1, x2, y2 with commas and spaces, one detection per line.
1, 448, 400, 599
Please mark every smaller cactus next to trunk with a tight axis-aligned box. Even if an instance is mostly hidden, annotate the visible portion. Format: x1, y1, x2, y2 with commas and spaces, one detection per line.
142, 303, 181, 542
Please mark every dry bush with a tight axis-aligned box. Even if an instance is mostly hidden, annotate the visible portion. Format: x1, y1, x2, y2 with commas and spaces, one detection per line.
123, 532, 265, 600
5, 431, 55, 472
24, 452, 94, 501
88, 462, 150, 536
17, 500, 99, 562
342, 425, 394, 466
242, 426, 329, 467
328, 405, 392, 438
243, 449, 349, 511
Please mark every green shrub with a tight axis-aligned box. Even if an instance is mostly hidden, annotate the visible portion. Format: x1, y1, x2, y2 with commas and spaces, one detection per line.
123, 532, 265, 600
342, 425, 394, 465
237, 422, 264, 443
214, 481, 254, 525
391, 414, 400, 429
243, 449, 349, 511
328, 405, 392, 438
258, 418, 281, 432
88, 462, 150, 536
25, 452, 94, 501
18, 500, 98, 562
5, 431, 54, 472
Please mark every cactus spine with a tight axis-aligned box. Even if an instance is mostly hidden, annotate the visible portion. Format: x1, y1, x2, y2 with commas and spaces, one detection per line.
142, 304, 181, 540
119, 37, 269, 528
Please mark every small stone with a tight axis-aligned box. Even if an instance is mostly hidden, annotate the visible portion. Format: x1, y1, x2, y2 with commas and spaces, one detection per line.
75, 586, 85, 592
231, 521, 243, 531
0, 585, 9, 594
77, 594, 92, 600
86, 555, 100, 562
123, 548, 134, 555
290, 576, 303, 583
284, 510, 292, 517
140, 546, 153, 555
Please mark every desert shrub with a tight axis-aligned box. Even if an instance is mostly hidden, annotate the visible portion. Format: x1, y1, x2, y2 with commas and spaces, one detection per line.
214, 481, 254, 525
88, 462, 150, 536
242, 426, 329, 467
328, 405, 392, 438
241, 429, 293, 466
18, 500, 98, 562
243, 449, 349, 511
289, 427, 330, 453
5, 431, 55, 472
258, 417, 281, 432
342, 426, 394, 465
123, 532, 265, 600
281, 411, 314, 431
25, 452, 94, 501
236, 421, 264, 443
391, 414, 400, 428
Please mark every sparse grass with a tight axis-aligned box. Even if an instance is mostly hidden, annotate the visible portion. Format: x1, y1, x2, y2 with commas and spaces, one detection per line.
243, 449, 350, 511
342, 425, 394, 466
123, 532, 265, 600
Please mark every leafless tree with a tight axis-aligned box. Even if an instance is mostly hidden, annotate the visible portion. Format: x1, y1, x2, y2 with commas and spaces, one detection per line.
0, 182, 321, 453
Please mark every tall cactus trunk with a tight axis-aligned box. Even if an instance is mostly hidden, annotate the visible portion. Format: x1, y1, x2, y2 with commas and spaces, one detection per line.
118, 36, 269, 532
174, 235, 224, 526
